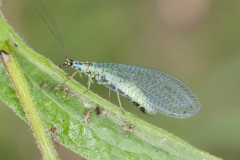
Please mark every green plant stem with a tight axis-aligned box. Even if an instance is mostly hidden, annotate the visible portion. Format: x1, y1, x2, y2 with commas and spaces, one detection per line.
0, 43, 59, 160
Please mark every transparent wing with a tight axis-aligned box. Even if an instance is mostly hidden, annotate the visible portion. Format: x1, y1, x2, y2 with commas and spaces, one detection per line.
93, 63, 201, 118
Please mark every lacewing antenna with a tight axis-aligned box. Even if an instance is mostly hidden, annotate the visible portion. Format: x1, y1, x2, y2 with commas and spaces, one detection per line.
25, 0, 68, 58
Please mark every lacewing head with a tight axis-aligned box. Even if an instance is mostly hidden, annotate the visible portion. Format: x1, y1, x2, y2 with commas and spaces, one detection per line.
59, 58, 73, 68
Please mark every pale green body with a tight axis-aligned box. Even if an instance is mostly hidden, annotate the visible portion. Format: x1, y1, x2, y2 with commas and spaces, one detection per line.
68, 60, 201, 118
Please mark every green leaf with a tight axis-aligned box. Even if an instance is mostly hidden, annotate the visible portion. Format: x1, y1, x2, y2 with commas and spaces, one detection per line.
0, 12, 220, 160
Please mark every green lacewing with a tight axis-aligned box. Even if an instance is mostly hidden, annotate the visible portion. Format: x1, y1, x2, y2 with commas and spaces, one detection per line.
59, 59, 201, 118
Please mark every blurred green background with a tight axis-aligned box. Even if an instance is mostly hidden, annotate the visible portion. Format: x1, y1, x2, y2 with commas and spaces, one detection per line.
1, 0, 240, 159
